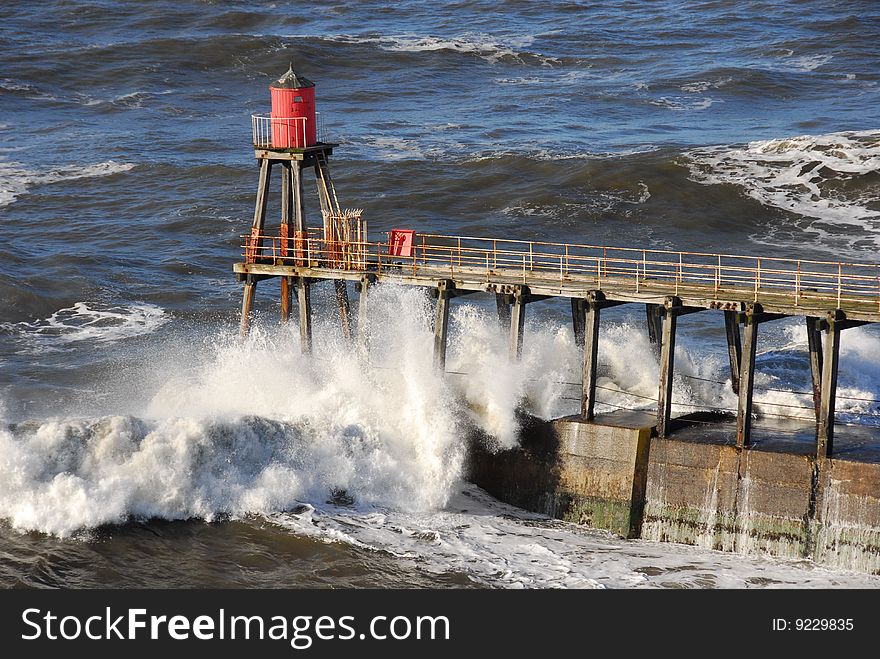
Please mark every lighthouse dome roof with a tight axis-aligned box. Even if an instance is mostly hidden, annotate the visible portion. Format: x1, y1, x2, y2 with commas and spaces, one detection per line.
271, 64, 315, 89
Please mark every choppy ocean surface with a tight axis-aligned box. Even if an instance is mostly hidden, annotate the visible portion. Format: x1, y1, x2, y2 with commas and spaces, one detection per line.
1, 0, 880, 588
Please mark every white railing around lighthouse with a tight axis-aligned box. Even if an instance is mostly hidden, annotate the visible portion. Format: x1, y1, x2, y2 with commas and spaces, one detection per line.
251, 113, 326, 148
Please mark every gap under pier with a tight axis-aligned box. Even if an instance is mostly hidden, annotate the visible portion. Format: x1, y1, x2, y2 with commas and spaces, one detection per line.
467, 411, 880, 575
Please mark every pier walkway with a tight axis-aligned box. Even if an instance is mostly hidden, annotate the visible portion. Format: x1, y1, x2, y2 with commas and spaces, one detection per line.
235, 228, 880, 460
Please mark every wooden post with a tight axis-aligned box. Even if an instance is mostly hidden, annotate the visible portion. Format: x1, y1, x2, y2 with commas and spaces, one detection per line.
252, 159, 272, 231
571, 298, 586, 348
312, 157, 353, 336
736, 311, 759, 448
298, 277, 312, 354
817, 312, 842, 459
724, 310, 742, 394
646, 303, 662, 348
281, 161, 291, 227
335, 280, 353, 340
496, 293, 511, 329
292, 161, 305, 234
657, 303, 677, 437
280, 162, 291, 324
358, 276, 371, 355
434, 282, 451, 370
242, 159, 272, 334
806, 316, 824, 422
240, 276, 257, 337
581, 297, 601, 420
280, 278, 292, 323
510, 286, 527, 361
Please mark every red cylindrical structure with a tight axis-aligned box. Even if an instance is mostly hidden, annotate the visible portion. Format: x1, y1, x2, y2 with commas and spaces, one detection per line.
270, 65, 316, 148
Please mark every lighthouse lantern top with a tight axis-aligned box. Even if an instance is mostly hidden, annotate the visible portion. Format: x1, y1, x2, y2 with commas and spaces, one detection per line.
272, 65, 315, 90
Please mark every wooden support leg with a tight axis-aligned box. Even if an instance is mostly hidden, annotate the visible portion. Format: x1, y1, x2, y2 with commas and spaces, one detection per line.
571, 298, 586, 348
509, 287, 527, 361
736, 314, 759, 448
297, 277, 312, 354
280, 277, 292, 323
646, 303, 662, 348
240, 276, 257, 338
581, 301, 601, 420
806, 316, 824, 422
817, 317, 841, 459
496, 293, 511, 330
358, 276, 371, 355
724, 310, 742, 394
335, 279, 353, 340
657, 306, 677, 437
292, 161, 305, 234
252, 159, 272, 231
281, 160, 291, 225
434, 284, 451, 370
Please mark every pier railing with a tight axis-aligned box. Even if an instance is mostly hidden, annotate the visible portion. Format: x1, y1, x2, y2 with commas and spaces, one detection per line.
242, 231, 880, 311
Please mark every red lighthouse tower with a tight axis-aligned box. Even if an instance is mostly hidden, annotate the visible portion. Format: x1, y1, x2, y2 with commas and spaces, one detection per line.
241, 66, 356, 346
269, 65, 317, 148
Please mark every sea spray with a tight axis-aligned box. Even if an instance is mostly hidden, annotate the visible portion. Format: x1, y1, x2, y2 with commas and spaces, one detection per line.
2, 286, 879, 539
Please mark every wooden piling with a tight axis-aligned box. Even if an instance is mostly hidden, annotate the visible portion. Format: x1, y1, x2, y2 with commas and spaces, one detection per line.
806, 316, 824, 422
358, 275, 371, 355
817, 312, 842, 459
646, 303, 662, 347
292, 161, 305, 234
434, 281, 452, 370
571, 298, 586, 348
240, 276, 257, 337
279, 162, 292, 323
510, 286, 527, 361
297, 277, 312, 354
280, 277, 292, 323
581, 295, 601, 420
656, 302, 678, 437
241, 159, 273, 334
736, 310, 759, 448
335, 280, 353, 339
252, 159, 272, 232
724, 310, 742, 394
496, 293, 511, 330
280, 161, 291, 227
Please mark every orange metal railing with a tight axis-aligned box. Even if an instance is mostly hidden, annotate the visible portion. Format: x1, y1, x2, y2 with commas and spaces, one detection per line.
241, 231, 880, 312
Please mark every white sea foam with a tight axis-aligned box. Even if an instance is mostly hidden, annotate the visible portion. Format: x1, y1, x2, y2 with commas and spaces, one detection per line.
785, 54, 833, 72
686, 130, 880, 243
351, 136, 432, 161
0, 160, 31, 208
81, 89, 174, 108
5, 302, 168, 352
650, 96, 719, 111
0, 158, 135, 207
498, 181, 650, 219
494, 70, 591, 86
0, 78, 58, 101
680, 77, 732, 93
322, 33, 559, 66
268, 484, 880, 588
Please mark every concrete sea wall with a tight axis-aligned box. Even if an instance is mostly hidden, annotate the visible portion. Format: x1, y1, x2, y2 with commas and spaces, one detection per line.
467, 411, 880, 574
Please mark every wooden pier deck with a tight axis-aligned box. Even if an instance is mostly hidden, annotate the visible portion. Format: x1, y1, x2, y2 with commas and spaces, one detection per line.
234, 230, 880, 459
234, 231, 880, 322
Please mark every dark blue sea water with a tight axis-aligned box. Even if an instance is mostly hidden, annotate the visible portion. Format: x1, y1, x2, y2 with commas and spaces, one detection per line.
0, 1, 879, 588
